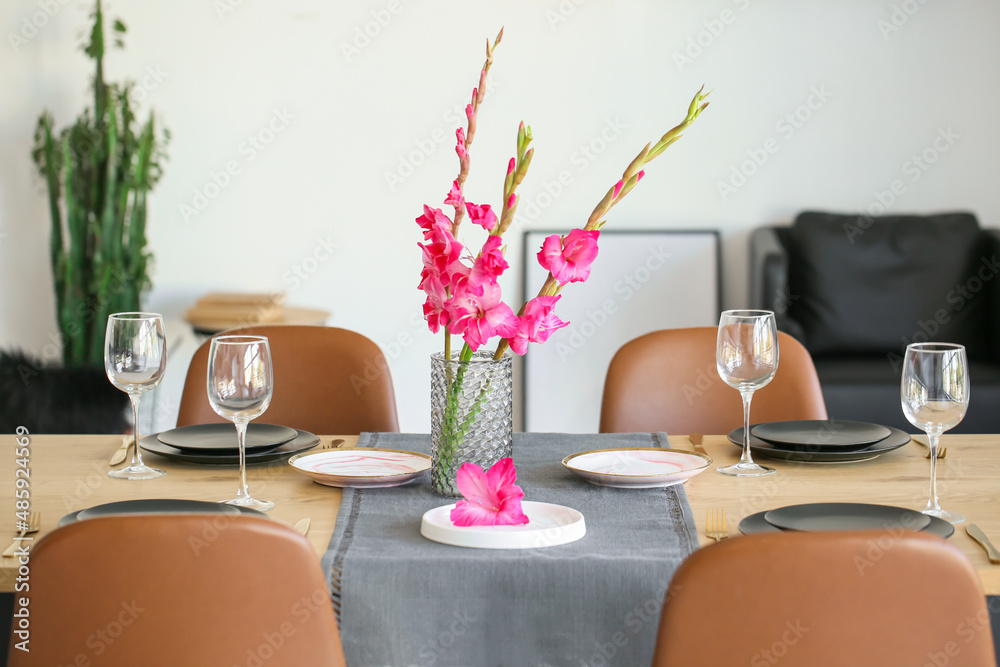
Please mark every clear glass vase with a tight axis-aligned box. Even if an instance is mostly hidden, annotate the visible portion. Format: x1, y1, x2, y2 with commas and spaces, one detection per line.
430, 351, 513, 497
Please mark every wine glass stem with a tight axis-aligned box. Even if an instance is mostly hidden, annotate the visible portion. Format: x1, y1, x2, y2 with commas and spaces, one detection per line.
235, 420, 250, 500
128, 392, 145, 468
926, 430, 942, 512
740, 389, 755, 465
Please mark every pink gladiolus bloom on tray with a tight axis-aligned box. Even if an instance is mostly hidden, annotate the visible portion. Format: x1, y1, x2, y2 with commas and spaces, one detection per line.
450, 458, 530, 527
537, 228, 600, 285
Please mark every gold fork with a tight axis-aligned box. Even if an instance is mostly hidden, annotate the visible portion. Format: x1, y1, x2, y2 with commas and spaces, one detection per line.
915, 437, 947, 459
688, 433, 708, 456
2, 511, 41, 558
318, 438, 346, 451
705, 507, 728, 542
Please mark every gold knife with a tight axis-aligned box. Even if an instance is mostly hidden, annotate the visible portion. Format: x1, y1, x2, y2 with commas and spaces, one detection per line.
109, 435, 131, 466
688, 433, 708, 456
293, 518, 311, 537
966, 524, 1000, 564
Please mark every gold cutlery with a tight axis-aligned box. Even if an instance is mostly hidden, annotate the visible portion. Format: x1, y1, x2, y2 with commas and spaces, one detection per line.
966, 524, 1000, 564
705, 507, 728, 542
109, 434, 132, 466
293, 518, 311, 536
914, 437, 947, 459
2, 511, 41, 558
319, 438, 346, 451
688, 433, 708, 456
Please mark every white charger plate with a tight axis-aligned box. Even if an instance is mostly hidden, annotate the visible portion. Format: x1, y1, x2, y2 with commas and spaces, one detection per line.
288, 448, 430, 488
562, 447, 712, 488
420, 501, 586, 549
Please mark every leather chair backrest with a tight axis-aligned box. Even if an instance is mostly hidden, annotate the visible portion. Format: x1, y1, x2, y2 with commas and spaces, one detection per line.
8, 514, 346, 667
652, 530, 995, 666
177, 325, 399, 434
600, 327, 827, 434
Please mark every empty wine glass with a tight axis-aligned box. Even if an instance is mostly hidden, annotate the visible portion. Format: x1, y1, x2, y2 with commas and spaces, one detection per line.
901, 342, 969, 524
105, 312, 167, 480
716, 310, 779, 476
208, 335, 274, 511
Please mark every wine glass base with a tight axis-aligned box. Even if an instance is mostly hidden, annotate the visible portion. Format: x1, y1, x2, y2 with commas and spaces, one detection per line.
923, 508, 965, 524
717, 461, 775, 477
108, 465, 166, 480
221, 496, 274, 511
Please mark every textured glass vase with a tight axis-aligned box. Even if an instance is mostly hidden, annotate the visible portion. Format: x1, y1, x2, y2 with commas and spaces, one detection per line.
430, 351, 513, 497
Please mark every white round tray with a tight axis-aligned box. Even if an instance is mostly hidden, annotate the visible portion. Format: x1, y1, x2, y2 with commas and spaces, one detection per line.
420, 500, 586, 550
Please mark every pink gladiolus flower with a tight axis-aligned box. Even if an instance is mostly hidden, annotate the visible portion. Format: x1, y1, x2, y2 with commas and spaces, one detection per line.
450, 458, 529, 527
636, 170, 645, 183
415, 205, 453, 241
508, 295, 569, 355
466, 103, 474, 121
447, 281, 519, 351
612, 179, 624, 199
507, 193, 516, 209
470, 235, 508, 286
537, 228, 601, 285
507, 158, 515, 175
465, 202, 498, 231
444, 181, 464, 209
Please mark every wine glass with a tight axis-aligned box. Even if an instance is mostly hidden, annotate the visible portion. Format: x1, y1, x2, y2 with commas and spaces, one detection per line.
716, 310, 779, 476
208, 335, 274, 511
901, 342, 969, 524
105, 312, 167, 480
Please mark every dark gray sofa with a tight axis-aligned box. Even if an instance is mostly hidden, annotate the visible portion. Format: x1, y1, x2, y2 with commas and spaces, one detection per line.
751, 210, 1000, 433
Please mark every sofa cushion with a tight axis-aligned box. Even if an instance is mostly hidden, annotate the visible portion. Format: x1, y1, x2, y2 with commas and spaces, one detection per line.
786, 211, 990, 359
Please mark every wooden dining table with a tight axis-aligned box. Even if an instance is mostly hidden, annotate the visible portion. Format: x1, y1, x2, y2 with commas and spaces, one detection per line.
1, 432, 999, 595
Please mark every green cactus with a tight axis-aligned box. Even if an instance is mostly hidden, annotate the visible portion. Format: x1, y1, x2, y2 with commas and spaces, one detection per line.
31, 0, 168, 367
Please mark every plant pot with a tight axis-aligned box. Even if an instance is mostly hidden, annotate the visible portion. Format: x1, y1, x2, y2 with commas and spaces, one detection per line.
430, 351, 513, 497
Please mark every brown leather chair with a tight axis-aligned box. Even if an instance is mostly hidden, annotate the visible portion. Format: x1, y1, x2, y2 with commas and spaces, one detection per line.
177, 325, 399, 434
8, 514, 346, 667
652, 530, 995, 666
599, 327, 827, 434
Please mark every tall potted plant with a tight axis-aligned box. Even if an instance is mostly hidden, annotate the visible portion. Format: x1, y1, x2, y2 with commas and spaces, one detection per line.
32, 0, 168, 367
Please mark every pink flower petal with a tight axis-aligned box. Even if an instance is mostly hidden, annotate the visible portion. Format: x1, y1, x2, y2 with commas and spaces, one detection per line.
449, 458, 530, 526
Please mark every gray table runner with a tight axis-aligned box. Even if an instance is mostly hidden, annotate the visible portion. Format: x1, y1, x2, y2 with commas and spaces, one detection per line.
323, 432, 699, 667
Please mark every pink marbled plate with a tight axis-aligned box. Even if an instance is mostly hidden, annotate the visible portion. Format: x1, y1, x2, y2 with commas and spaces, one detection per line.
562, 448, 712, 488
289, 448, 430, 488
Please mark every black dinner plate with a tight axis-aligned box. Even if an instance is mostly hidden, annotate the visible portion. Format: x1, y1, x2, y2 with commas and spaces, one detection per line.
141, 429, 320, 464
739, 507, 954, 539
59, 499, 266, 527
157, 423, 298, 453
728, 424, 911, 462
750, 420, 892, 451
764, 502, 931, 532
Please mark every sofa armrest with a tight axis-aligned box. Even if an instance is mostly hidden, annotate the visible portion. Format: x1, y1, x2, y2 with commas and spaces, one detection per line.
749, 226, 806, 342
750, 226, 787, 310
984, 229, 1000, 358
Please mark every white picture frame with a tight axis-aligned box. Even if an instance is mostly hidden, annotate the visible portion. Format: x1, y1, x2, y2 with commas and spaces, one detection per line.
522, 230, 720, 433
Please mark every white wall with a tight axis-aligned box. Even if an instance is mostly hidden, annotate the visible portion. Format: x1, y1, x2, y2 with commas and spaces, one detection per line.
3, 0, 998, 433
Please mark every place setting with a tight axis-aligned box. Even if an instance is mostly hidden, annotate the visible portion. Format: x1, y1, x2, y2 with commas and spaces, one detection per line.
727, 419, 911, 463
738, 502, 956, 539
